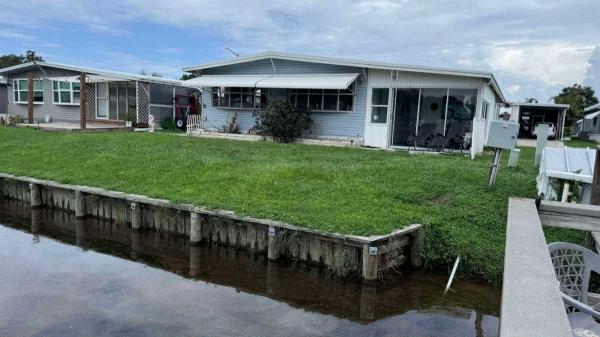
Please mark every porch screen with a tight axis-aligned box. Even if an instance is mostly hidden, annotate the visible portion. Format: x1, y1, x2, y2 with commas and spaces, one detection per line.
446, 89, 477, 129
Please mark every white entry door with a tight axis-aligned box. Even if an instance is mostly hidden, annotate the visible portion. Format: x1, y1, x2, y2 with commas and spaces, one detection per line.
364, 87, 391, 147
96, 83, 109, 119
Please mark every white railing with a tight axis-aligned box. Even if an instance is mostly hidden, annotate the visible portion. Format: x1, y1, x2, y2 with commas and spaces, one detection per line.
186, 114, 202, 135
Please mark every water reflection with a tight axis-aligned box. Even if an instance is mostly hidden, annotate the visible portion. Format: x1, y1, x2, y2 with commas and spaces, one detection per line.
0, 200, 500, 337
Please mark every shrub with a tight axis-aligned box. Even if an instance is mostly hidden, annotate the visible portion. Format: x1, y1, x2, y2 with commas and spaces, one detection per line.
160, 117, 177, 131
253, 102, 312, 143
9, 115, 25, 126
220, 112, 240, 134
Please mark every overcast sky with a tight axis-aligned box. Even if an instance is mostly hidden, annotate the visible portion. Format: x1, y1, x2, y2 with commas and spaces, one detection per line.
1, 0, 599, 102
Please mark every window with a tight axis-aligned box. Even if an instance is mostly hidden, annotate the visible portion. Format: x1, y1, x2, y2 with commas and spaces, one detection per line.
482, 100, 489, 119
288, 85, 354, 112
370, 88, 389, 123
212, 87, 267, 109
14, 79, 44, 103
52, 81, 80, 104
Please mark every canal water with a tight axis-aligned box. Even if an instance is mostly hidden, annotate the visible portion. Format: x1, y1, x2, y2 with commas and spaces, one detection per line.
0, 200, 500, 337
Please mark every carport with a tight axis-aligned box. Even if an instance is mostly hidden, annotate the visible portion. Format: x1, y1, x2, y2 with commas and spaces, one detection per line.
510, 102, 569, 140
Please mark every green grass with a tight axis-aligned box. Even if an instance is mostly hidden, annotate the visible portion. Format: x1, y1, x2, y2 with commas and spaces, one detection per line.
0, 127, 584, 284
565, 138, 598, 148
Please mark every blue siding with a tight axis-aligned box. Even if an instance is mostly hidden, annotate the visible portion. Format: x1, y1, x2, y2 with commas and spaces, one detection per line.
201, 59, 367, 138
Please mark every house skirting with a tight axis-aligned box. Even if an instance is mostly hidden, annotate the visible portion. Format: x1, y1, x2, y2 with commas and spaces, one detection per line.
588, 134, 600, 142
189, 129, 364, 147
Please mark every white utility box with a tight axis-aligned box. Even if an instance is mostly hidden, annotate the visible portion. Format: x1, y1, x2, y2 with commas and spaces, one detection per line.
486, 120, 519, 150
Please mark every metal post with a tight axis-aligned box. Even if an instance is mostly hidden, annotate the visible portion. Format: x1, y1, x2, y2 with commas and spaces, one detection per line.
80, 73, 86, 129
27, 72, 33, 124
535, 124, 549, 167
489, 148, 502, 188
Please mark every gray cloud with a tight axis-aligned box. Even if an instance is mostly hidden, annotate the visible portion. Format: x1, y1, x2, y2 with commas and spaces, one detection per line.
1, 0, 599, 101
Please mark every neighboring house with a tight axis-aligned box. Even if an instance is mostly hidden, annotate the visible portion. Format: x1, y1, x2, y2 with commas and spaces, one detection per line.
577, 103, 600, 141
183, 51, 506, 156
0, 62, 196, 126
509, 102, 569, 140
0, 76, 7, 117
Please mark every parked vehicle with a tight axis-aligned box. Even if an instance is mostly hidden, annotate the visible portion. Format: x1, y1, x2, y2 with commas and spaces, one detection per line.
174, 94, 201, 130
533, 122, 556, 139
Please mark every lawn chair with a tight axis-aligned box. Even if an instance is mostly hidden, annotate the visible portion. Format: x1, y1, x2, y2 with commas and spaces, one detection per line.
413, 123, 437, 150
549, 242, 600, 335
429, 121, 468, 153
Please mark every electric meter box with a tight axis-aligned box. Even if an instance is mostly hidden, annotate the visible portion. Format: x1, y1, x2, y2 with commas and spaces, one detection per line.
485, 120, 519, 150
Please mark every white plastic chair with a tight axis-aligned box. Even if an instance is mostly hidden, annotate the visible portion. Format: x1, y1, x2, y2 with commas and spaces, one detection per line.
549, 242, 600, 336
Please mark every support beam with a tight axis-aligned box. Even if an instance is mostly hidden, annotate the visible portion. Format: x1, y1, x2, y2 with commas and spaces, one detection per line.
75, 191, 85, 218
190, 211, 202, 245
130, 202, 141, 230
29, 183, 42, 207
362, 244, 379, 281
267, 225, 279, 260
27, 72, 33, 124
80, 73, 86, 129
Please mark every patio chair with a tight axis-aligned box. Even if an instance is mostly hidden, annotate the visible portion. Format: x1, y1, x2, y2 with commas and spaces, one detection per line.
413, 123, 438, 150
429, 121, 468, 153
549, 242, 600, 335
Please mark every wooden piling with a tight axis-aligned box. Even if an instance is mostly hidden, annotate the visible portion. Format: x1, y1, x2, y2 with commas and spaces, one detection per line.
362, 244, 379, 281
410, 228, 424, 267
75, 191, 85, 218
29, 183, 42, 207
190, 211, 202, 245
130, 202, 141, 230
267, 225, 279, 260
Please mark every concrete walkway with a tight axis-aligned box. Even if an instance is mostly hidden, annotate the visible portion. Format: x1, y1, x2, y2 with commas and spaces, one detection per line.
517, 138, 564, 148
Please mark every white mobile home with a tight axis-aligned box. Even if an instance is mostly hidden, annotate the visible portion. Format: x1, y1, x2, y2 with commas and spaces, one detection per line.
183, 51, 506, 157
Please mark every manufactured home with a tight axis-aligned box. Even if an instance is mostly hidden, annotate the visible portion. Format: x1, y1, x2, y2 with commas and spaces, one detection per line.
0, 77, 7, 117
183, 51, 506, 156
0, 62, 198, 127
575, 103, 600, 141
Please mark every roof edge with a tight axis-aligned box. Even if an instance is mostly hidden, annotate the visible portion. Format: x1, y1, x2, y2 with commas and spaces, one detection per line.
0, 61, 190, 87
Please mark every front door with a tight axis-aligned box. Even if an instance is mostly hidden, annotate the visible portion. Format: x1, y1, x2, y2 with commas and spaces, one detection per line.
364, 88, 392, 147
96, 83, 109, 119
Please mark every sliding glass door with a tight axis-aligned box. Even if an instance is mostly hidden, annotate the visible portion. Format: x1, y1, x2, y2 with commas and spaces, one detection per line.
391, 88, 478, 147
391, 89, 420, 146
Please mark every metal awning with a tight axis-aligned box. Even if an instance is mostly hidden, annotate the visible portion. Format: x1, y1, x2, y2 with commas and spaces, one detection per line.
45, 75, 130, 83
184, 73, 359, 89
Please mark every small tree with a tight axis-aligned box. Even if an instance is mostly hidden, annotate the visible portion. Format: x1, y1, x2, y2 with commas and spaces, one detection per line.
253, 102, 312, 143
554, 84, 599, 124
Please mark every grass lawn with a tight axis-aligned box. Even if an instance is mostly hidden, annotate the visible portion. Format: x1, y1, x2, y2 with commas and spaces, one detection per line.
0, 127, 583, 284
565, 138, 598, 148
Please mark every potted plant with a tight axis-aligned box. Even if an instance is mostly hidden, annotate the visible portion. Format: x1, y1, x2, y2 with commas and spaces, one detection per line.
125, 113, 134, 127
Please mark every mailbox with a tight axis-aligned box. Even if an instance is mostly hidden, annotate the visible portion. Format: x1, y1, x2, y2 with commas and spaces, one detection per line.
485, 120, 519, 150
